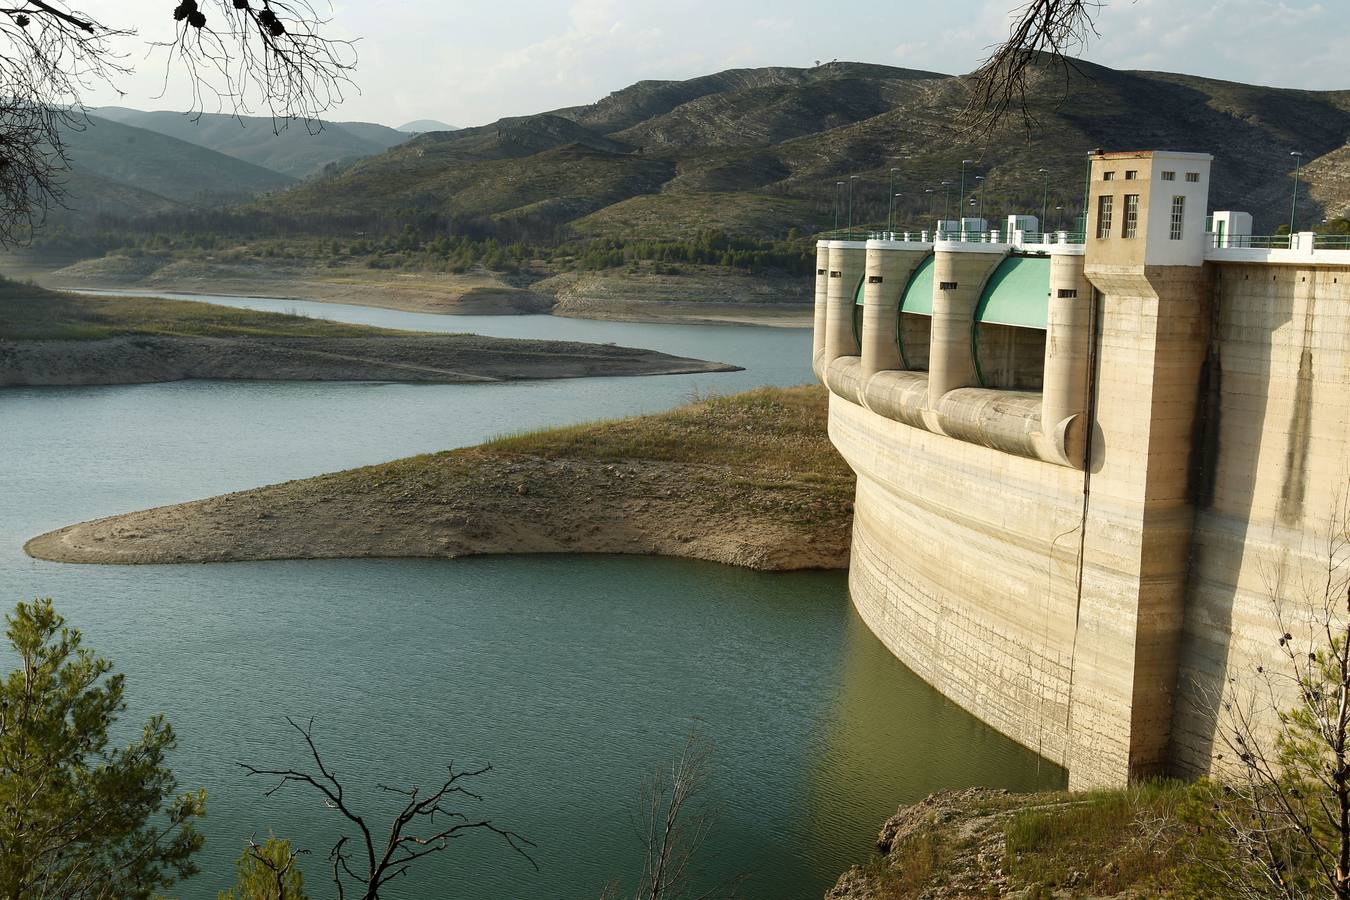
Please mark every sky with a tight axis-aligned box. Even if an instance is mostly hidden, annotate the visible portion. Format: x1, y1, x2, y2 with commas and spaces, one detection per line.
84, 0, 1349, 128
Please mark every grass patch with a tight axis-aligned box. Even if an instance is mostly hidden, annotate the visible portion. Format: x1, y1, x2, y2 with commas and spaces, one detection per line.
859, 783, 1247, 900
0, 278, 406, 341
1004, 782, 1195, 894
484, 386, 844, 473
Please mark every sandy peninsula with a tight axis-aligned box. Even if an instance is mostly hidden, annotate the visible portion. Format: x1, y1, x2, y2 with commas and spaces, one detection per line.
26, 386, 852, 572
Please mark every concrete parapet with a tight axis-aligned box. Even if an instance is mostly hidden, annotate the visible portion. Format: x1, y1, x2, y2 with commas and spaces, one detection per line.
824, 241, 866, 365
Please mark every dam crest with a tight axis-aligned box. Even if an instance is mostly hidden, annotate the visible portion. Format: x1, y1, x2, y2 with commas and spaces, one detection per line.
814, 150, 1350, 789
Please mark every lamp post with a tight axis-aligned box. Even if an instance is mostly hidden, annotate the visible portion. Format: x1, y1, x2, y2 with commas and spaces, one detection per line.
975, 174, 986, 225
959, 159, 973, 229
1038, 167, 1050, 235
890, 193, 903, 235
848, 175, 861, 229
1289, 150, 1305, 236
834, 181, 844, 231
1055, 204, 1064, 232
887, 168, 900, 232
941, 180, 952, 236
925, 188, 935, 224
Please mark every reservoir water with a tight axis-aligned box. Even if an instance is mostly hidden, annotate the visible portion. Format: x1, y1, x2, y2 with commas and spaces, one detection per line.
0, 295, 1064, 898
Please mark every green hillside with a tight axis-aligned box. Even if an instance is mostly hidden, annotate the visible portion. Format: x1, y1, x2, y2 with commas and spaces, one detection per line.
60, 115, 296, 209
91, 107, 409, 178
261, 59, 1350, 239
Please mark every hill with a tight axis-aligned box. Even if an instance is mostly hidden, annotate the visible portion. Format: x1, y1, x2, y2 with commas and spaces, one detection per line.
42, 115, 296, 227
91, 107, 410, 178
399, 119, 459, 133
263, 59, 1350, 239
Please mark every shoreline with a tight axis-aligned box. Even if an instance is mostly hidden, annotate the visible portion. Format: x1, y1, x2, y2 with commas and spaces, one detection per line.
30, 256, 815, 327
26, 386, 852, 572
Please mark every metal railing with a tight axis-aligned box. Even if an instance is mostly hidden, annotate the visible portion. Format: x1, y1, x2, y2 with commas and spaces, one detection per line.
1207, 233, 1293, 250
1314, 233, 1350, 250
819, 228, 1086, 246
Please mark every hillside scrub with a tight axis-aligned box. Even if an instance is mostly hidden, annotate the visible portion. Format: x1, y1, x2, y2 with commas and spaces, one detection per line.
26, 386, 854, 570
827, 783, 1285, 899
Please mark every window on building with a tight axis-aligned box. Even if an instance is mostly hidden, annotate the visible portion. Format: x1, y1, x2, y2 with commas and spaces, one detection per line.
1160, 170, 1176, 181
1169, 196, 1186, 240
1123, 194, 1140, 238
939, 281, 958, 291
829, 270, 842, 278
1096, 194, 1114, 239
1185, 172, 1200, 183
1102, 171, 1115, 181
1125, 170, 1138, 180
817, 268, 826, 275
867, 275, 883, 283
1058, 289, 1078, 299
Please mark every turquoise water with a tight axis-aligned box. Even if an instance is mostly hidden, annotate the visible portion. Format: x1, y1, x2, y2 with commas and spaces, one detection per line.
1, 301, 1063, 898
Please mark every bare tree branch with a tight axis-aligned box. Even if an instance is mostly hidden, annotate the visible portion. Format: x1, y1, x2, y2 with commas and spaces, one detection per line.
0, 0, 354, 247
964, 0, 1103, 134
240, 716, 535, 900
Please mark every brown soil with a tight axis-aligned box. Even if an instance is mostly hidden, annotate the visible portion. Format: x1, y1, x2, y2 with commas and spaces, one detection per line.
0, 333, 737, 387
25, 386, 852, 571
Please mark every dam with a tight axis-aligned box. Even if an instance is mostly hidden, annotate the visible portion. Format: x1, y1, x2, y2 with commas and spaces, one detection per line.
813, 149, 1350, 789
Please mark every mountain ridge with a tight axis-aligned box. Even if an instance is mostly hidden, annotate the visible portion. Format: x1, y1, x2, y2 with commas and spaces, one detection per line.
252, 59, 1349, 239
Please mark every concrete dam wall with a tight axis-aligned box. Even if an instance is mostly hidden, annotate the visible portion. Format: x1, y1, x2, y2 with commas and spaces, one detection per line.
817, 150, 1350, 788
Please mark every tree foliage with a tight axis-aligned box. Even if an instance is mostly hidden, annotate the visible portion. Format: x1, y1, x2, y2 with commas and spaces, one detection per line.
0, 598, 206, 898
218, 835, 309, 900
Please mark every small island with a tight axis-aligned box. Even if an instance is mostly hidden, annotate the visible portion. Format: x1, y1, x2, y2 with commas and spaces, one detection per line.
0, 279, 738, 387
25, 386, 853, 571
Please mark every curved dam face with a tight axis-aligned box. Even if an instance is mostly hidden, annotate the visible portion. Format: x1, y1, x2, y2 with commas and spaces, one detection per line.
817, 151, 1350, 789
832, 393, 1084, 766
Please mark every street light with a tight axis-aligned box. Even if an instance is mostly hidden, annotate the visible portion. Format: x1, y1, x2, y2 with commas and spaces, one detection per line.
1038, 167, 1050, 235
959, 159, 974, 229
1289, 150, 1305, 236
925, 188, 935, 223
890, 193, 903, 235
941, 180, 953, 236
847, 175, 862, 229
834, 181, 844, 231
1055, 204, 1064, 232
975, 174, 986, 224
887, 168, 900, 232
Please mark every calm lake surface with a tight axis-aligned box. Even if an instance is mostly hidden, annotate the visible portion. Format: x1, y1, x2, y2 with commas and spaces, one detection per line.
1, 296, 1064, 898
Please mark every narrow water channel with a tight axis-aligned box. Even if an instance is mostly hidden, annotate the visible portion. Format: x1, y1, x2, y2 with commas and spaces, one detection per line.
1, 297, 1064, 898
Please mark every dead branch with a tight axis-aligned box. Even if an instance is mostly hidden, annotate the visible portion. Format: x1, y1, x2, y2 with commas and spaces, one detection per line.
239, 716, 536, 900
964, 0, 1102, 134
